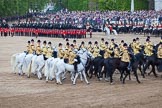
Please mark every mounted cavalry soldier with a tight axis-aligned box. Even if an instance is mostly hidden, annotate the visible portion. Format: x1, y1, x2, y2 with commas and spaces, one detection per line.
104, 41, 112, 59
36, 40, 42, 56
118, 40, 124, 52
157, 42, 162, 59
120, 43, 132, 70
144, 38, 153, 57
79, 41, 86, 49
93, 41, 101, 58
58, 43, 64, 59
46, 42, 53, 58
73, 40, 78, 50
87, 41, 93, 53
157, 42, 162, 71
100, 38, 106, 58
109, 39, 117, 51
42, 40, 48, 59
68, 44, 80, 73
30, 39, 35, 54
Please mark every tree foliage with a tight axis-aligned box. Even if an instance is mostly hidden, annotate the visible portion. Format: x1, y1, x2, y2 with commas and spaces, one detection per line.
0, 0, 149, 17
0, 0, 49, 17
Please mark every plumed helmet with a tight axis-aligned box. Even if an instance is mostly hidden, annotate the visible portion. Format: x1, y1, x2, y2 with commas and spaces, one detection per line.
81, 41, 85, 44
123, 43, 128, 47
48, 42, 52, 44
136, 37, 139, 40
121, 40, 124, 43
66, 42, 69, 45
133, 39, 136, 42
37, 40, 41, 42
43, 40, 47, 44
65, 38, 69, 41
73, 40, 76, 43
105, 41, 108, 44
88, 41, 92, 44
95, 41, 98, 44
111, 39, 114, 41
146, 38, 150, 42
147, 36, 150, 39
31, 39, 34, 42
59, 43, 62, 46
101, 38, 104, 41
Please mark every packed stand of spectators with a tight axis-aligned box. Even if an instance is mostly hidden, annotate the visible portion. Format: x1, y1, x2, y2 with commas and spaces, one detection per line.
1, 10, 162, 37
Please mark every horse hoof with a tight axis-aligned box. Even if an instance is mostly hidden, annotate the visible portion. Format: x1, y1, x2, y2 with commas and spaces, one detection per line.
110, 82, 114, 85
62, 77, 66, 81
99, 78, 103, 81
138, 81, 141, 84
73, 83, 76, 85
105, 78, 109, 82
46, 81, 48, 83
18, 73, 21, 76
27, 76, 30, 78
87, 82, 90, 85
39, 78, 42, 80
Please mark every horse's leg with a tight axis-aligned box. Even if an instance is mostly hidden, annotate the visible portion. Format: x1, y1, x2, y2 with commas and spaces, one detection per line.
98, 66, 102, 80
73, 72, 79, 85
56, 71, 62, 85
79, 72, 83, 82
82, 70, 90, 84
18, 63, 23, 76
85, 66, 90, 78
61, 71, 66, 81
89, 66, 93, 79
152, 64, 158, 77
120, 70, 123, 82
133, 70, 141, 83
122, 70, 129, 84
143, 61, 150, 74
13, 62, 19, 74
110, 70, 114, 84
139, 65, 145, 78
128, 71, 131, 80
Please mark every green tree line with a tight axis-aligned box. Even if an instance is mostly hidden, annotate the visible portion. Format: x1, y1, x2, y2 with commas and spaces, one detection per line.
0, 0, 48, 17
0, 0, 149, 17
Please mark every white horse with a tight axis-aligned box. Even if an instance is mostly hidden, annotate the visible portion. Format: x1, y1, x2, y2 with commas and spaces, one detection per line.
11, 52, 26, 75
44, 57, 60, 82
11, 52, 34, 76
29, 54, 46, 80
29, 46, 58, 80
55, 48, 93, 85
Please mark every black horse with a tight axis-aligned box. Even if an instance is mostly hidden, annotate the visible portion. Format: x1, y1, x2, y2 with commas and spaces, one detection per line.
122, 52, 145, 84
104, 50, 145, 84
88, 56, 104, 80
144, 44, 162, 76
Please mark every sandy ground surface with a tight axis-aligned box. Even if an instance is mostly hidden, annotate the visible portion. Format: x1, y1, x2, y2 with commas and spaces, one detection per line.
0, 33, 162, 108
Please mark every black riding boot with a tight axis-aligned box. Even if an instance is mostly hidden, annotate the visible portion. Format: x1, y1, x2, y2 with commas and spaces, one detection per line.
73, 62, 78, 73
127, 62, 132, 71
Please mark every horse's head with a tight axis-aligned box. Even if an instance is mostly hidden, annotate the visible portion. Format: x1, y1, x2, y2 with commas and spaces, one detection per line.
78, 48, 94, 59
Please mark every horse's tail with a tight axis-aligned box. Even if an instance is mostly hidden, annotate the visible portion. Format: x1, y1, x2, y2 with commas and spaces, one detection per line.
11, 54, 17, 72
